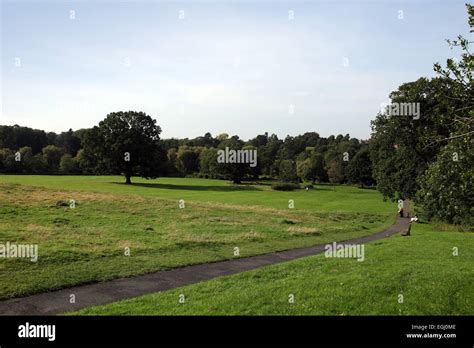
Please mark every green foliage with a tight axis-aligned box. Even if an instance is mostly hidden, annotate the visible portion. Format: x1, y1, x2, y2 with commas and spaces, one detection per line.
278, 160, 299, 183
326, 159, 344, 183
215, 137, 249, 183
29, 154, 48, 173
73, 149, 91, 174
296, 151, 326, 183
0, 125, 49, 154
176, 146, 202, 175
346, 146, 374, 187
0, 148, 15, 172
199, 147, 219, 178
0, 126, 370, 185
60, 154, 78, 173
54, 128, 81, 156
271, 182, 300, 191
310, 152, 327, 182
296, 158, 312, 182
415, 4, 473, 225
370, 77, 451, 199
417, 137, 474, 225
42, 145, 65, 170
371, 5, 473, 207
82, 111, 163, 184
216, 133, 229, 141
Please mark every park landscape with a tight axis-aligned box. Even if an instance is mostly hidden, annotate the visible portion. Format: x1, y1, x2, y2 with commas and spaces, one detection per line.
0, 2, 473, 317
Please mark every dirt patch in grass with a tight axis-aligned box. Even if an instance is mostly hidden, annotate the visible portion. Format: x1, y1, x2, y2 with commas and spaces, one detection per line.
201, 201, 289, 215
207, 216, 248, 226
117, 240, 147, 249
232, 231, 264, 241
0, 184, 147, 206
23, 224, 56, 240
287, 226, 322, 235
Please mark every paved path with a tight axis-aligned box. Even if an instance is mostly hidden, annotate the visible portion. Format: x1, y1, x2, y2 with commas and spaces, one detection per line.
0, 216, 408, 315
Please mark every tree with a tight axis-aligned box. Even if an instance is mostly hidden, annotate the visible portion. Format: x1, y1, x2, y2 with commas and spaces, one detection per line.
416, 4, 474, 225
279, 160, 299, 183
327, 159, 344, 184
165, 148, 180, 176
310, 152, 327, 182
189, 132, 217, 148
215, 137, 249, 183
176, 146, 201, 175
370, 77, 452, 199
199, 147, 219, 178
30, 154, 48, 173
55, 129, 81, 156
82, 111, 163, 184
370, 4, 473, 226
0, 125, 49, 154
296, 158, 312, 182
216, 133, 229, 141
431, 4, 473, 146
74, 149, 91, 174
417, 137, 473, 225
296, 151, 326, 183
60, 154, 78, 173
346, 147, 375, 187
258, 134, 283, 176
42, 145, 65, 171
0, 148, 15, 172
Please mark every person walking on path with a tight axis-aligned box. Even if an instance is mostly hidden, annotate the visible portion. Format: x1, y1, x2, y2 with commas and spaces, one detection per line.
398, 199, 404, 218
398, 199, 412, 218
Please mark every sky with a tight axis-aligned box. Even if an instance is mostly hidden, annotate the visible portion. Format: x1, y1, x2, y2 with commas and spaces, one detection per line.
0, 0, 471, 140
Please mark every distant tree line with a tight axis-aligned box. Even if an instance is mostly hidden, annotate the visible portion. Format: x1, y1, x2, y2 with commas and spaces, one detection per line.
0, 126, 85, 174
0, 123, 374, 188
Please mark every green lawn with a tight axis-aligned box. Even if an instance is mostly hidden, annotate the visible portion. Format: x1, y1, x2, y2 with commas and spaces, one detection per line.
0, 175, 395, 299
0, 175, 392, 212
72, 223, 474, 315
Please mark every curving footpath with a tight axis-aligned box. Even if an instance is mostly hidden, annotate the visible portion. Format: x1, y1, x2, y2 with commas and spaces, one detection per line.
0, 216, 409, 315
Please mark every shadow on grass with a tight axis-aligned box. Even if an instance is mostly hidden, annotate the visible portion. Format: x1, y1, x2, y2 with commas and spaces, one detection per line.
111, 182, 262, 192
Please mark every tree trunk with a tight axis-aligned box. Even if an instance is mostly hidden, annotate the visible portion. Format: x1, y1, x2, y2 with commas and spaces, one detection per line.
125, 174, 132, 184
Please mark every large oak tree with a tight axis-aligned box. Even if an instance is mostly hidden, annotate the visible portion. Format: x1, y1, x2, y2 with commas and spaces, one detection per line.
82, 111, 164, 184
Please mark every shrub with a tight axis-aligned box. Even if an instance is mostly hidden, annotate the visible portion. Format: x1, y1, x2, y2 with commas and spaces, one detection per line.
271, 182, 300, 191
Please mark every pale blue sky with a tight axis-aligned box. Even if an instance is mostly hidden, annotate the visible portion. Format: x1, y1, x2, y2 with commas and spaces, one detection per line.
0, 0, 470, 139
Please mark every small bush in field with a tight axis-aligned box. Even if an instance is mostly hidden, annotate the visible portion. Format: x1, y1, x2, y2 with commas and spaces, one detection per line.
271, 183, 300, 191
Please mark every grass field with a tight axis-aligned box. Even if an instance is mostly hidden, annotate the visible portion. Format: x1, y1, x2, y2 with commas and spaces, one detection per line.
72, 223, 474, 315
0, 175, 395, 299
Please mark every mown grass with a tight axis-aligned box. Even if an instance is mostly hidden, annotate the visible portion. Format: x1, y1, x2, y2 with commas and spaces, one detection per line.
0, 175, 392, 213
72, 223, 474, 315
0, 176, 395, 299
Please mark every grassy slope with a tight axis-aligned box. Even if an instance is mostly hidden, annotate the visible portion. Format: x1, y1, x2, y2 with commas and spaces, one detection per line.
0, 175, 391, 212
0, 176, 395, 299
72, 223, 474, 315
